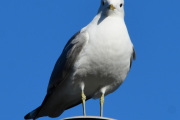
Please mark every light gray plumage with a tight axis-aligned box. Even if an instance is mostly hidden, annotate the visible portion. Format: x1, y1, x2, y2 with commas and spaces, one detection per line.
25, 0, 136, 119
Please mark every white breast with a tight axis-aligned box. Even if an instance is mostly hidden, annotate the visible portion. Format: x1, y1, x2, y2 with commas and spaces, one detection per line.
72, 15, 133, 97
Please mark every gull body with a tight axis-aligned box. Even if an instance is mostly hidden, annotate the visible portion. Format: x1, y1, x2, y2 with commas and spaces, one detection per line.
25, 0, 136, 119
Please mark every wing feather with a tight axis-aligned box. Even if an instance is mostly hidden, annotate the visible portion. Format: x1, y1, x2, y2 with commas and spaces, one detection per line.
130, 47, 136, 68
47, 31, 88, 93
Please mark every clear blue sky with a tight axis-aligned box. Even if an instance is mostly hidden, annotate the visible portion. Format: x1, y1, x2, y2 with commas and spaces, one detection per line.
0, 0, 179, 120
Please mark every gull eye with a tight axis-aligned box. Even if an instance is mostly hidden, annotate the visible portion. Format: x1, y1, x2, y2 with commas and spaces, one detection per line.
120, 3, 123, 8
102, 1, 105, 5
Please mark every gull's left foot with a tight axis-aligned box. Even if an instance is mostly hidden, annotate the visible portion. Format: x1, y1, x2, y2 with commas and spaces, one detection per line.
81, 91, 86, 116
100, 93, 105, 117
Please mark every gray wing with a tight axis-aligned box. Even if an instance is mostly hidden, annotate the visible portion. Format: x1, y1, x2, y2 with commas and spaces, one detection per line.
130, 47, 136, 68
24, 32, 88, 119
47, 31, 88, 93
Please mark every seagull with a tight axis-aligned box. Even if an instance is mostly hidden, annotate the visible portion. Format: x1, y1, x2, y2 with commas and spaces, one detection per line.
25, 0, 136, 119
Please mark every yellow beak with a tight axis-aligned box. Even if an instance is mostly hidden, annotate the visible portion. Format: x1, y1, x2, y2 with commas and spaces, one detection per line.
109, 4, 115, 10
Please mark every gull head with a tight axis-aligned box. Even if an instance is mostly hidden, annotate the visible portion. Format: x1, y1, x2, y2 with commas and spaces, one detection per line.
98, 0, 125, 17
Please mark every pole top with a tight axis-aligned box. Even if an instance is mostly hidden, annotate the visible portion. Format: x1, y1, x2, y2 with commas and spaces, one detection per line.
61, 116, 116, 120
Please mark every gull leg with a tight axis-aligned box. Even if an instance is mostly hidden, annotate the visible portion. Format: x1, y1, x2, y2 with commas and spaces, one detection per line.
100, 93, 105, 117
81, 90, 86, 116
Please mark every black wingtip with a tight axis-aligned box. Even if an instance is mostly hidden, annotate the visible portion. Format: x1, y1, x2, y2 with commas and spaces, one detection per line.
24, 112, 37, 120
24, 112, 31, 119
24, 106, 41, 120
